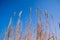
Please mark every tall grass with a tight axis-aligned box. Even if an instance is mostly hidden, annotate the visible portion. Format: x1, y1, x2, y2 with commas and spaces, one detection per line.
2, 8, 58, 40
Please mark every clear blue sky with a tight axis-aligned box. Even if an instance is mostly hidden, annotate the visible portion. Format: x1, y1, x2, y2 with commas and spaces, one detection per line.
0, 0, 60, 40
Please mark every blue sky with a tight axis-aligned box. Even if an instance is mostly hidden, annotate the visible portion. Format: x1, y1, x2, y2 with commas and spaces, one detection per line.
0, 0, 60, 40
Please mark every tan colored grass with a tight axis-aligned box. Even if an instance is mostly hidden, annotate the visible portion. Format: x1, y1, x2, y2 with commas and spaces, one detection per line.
3, 8, 58, 40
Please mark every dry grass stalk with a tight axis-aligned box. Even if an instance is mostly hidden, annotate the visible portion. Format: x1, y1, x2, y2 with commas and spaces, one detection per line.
36, 22, 43, 40
51, 15, 54, 21
14, 12, 16, 16
14, 11, 22, 40
59, 22, 60, 29
26, 8, 32, 40
36, 8, 42, 21
27, 26, 31, 40
30, 8, 32, 13
52, 33, 54, 40
14, 24, 21, 40
4, 30, 7, 40
8, 23, 13, 40
36, 8, 43, 40
45, 11, 48, 19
